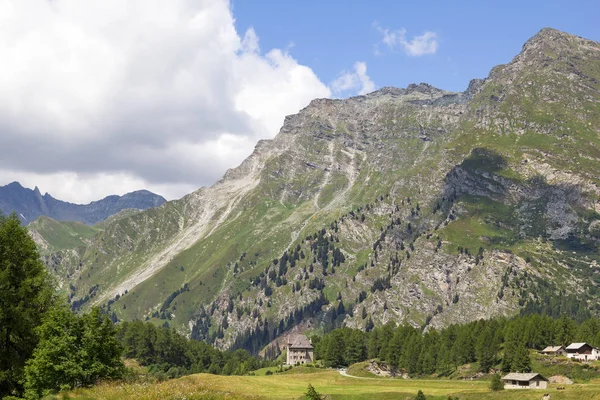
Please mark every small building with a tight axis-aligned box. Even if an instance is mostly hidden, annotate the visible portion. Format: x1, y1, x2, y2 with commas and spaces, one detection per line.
285, 334, 314, 365
566, 343, 600, 361
502, 373, 548, 389
541, 345, 567, 356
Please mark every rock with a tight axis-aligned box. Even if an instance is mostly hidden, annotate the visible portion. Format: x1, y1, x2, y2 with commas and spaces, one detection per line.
548, 375, 573, 384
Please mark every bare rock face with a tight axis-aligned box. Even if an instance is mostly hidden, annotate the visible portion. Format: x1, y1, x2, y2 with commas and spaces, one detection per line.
36, 28, 600, 350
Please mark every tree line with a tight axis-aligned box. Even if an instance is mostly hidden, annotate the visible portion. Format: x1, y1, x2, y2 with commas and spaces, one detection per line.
116, 320, 269, 378
313, 313, 600, 375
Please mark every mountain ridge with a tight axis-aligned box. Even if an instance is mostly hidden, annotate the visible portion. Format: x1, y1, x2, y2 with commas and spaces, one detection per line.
34, 27, 600, 352
0, 181, 166, 225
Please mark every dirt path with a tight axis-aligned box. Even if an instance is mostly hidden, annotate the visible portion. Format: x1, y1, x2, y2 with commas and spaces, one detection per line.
338, 369, 378, 380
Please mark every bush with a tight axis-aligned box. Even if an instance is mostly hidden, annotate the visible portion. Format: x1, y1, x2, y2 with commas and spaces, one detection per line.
265, 370, 273, 376
490, 374, 504, 391
414, 390, 426, 400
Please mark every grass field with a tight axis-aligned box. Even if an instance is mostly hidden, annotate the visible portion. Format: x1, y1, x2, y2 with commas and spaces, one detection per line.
53, 370, 600, 400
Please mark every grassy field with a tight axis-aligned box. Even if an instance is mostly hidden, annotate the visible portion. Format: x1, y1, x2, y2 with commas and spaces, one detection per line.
52, 370, 600, 400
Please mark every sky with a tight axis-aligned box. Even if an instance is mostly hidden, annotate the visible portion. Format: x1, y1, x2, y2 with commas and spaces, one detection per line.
0, 0, 598, 203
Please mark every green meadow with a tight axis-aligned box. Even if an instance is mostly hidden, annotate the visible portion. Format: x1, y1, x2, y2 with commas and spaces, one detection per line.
54, 370, 600, 400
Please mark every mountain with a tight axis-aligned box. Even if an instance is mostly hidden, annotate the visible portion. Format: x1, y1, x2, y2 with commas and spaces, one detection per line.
37, 28, 600, 351
0, 182, 166, 225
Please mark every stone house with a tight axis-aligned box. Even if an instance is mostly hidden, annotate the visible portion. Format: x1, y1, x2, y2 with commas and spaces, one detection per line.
502, 373, 548, 389
540, 345, 567, 356
285, 334, 314, 365
566, 342, 600, 361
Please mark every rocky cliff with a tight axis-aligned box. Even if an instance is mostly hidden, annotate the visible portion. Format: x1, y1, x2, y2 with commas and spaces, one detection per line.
36, 28, 600, 351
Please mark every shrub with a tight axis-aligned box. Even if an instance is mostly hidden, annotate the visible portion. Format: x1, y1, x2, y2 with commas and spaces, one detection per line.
490, 374, 504, 391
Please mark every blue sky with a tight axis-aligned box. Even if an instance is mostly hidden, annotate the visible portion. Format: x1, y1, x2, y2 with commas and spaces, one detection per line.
233, 0, 600, 93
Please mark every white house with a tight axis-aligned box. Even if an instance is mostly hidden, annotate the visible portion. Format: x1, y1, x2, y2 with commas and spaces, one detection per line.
566, 343, 600, 361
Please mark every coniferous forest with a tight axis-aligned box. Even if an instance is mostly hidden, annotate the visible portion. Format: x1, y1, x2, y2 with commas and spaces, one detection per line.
313, 313, 600, 375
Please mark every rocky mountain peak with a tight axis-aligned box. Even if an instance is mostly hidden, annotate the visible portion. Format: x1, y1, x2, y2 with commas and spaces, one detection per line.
0, 182, 166, 225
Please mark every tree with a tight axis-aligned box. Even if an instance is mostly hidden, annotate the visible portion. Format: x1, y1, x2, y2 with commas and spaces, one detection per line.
490, 373, 504, 391
323, 330, 346, 368
305, 383, 323, 400
345, 330, 366, 365
555, 314, 577, 346
476, 326, 497, 373
24, 306, 124, 398
0, 213, 55, 397
414, 390, 426, 400
511, 342, 531, 373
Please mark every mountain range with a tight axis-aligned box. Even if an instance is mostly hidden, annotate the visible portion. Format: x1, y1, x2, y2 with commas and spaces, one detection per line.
29, 28, 600, 352
0, 181, 166, 225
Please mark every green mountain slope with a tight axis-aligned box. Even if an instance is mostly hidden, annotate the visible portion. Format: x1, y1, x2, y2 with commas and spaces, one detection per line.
37, 28, 600, 350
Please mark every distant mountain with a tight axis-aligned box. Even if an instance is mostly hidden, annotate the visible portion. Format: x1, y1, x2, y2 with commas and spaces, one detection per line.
0, 182, 166, 225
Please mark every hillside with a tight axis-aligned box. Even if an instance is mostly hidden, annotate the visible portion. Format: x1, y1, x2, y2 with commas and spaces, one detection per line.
38, 28, 600, 350
0, 181, 166, 225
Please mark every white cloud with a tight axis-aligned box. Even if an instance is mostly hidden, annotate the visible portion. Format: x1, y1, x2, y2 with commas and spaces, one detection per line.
330, 62, 376, 98
0, 0, 331, 202
375, 24, 439, 56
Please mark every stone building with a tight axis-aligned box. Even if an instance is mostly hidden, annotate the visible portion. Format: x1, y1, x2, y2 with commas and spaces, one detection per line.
540, 345, 567, 356
502, 373, 548, 389
285, 334, 314, 365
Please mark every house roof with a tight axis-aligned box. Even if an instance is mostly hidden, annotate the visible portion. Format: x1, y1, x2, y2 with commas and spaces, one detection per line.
288, 334, 313, 349
566, 342, 590, 350
502, 373, 548, 382
541, 346, 564, 352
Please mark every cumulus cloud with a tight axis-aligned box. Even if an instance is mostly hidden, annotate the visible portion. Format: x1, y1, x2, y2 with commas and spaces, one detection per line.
375, 24, 439, 56
0, 0, 331, 202
330, 62, 376, 98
